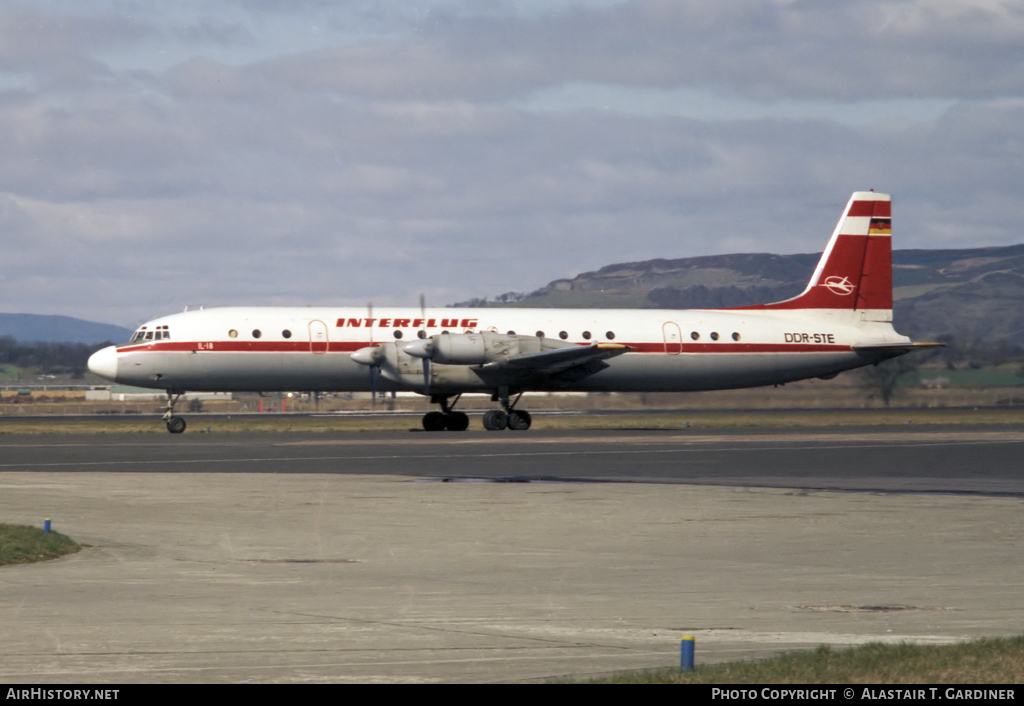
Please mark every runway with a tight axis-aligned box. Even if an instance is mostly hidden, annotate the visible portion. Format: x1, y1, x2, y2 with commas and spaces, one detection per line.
1, 426, 1022, 683
0, 425, 1022, 495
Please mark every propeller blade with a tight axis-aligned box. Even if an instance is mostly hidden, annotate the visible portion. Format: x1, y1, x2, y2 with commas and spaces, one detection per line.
367, 302, 374, 345
372, 360, 380, 405
419, 292, 427, 339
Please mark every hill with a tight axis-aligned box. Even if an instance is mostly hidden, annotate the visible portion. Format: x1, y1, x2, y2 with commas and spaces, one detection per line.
453, 244, 1024, 345
0, 313, 132, 345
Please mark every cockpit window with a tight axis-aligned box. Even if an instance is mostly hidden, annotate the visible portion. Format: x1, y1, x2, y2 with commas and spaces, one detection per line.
131, 325, 171, 343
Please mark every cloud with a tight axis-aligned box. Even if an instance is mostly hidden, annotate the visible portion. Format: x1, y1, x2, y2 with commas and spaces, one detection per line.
2, 63, 1022, 325
247, 0, 1024, 102
0, 7, 153, 85
0, 1, 1021, 326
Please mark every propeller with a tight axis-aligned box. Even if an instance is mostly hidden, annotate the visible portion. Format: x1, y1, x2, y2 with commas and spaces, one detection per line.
369, 301, 376, 404
419, 293, 430, 392
348, 302, 382, 405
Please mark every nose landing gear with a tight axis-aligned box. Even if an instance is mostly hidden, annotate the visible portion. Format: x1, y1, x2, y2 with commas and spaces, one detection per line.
163, 390, 187, 434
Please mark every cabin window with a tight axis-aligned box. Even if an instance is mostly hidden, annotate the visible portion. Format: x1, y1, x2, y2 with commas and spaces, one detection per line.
691, 331, 700, 341
417, 330, 427, 339
252, 329, 262, 339
732, 332, 740, 341
393, 330, 403, 339
228, 329, 238, 339
282, 330, 292, 339
507, 331, 516, 335
710, 332, 719, 341
559, 331, 568, 340
536, 331, 544, 338
582, 331, 592, 340
605, 331, 615, 340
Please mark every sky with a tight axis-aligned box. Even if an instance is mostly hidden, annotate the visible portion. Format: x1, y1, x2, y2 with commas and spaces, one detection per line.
1, 0, 1023, 326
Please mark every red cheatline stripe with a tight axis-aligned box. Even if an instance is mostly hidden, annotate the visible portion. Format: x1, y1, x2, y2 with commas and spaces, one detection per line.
631, 342, 849, 353
118, 341, 853, 355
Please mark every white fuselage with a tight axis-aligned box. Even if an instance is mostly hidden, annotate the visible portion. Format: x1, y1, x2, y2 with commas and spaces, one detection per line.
89, 305, 908, 395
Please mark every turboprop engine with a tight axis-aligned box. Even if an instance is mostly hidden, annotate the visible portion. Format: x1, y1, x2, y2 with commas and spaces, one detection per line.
349, 332, 581, 393
401, 331, 534, 364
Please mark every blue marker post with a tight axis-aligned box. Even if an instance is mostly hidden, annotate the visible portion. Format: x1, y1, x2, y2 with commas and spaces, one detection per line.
43, 518, 51, 533
680, 635, 695, 671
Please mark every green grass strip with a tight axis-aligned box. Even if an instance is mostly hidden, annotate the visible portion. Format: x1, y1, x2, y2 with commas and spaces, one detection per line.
0, 523, 81, 566
3, 408, 1024, 434
579, 638, 1024, 683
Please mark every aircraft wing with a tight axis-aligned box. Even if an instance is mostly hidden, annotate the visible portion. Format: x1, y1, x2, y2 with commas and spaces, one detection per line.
483, 342, 632, 375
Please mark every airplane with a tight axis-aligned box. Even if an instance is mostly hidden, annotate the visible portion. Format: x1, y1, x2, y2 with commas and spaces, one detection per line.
88, 191, 937, 434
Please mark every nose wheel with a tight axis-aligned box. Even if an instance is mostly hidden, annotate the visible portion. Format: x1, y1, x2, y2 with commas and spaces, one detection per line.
163, 391, 187, 434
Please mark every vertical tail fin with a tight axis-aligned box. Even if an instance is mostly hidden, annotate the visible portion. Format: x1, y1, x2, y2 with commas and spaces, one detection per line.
738, 191, 893, 315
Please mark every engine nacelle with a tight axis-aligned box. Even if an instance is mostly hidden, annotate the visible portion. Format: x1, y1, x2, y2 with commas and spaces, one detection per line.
430, 332, 522, 365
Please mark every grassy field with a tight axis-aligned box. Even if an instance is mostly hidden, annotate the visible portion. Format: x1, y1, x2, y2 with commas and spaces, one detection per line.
579, 637, 1024, 684
0, 523, 81, 566
1, 406, 1024, 434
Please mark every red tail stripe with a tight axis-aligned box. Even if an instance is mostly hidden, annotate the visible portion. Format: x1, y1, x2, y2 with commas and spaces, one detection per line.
847, 200, 890, 218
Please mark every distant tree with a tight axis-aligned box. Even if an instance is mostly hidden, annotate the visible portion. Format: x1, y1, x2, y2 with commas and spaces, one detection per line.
857, 355, 920, 407
0, 338, 115, 375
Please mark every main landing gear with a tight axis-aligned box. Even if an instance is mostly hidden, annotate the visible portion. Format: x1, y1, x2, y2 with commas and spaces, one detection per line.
482, 408, 531, 431
421, 394, 470, 432
163, 390, 187, 434
420, 391, 533, 432
482, 387, 532, 431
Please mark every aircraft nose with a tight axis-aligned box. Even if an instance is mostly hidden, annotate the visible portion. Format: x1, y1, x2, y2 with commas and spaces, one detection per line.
87, 345, 119, 381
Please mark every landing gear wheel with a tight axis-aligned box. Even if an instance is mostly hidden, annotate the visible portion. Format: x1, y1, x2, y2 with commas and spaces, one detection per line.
482, 409, 508, 431
507, 410, 532, 431
445, 411, 470, 431
166, 416, 187, 434
422, 411, 447, 432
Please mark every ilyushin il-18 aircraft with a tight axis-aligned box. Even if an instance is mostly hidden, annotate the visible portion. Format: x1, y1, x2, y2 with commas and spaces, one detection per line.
88, 191, 936, 433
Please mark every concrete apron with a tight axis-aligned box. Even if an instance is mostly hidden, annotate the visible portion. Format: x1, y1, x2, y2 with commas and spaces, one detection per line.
0, 472, 1020, 683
